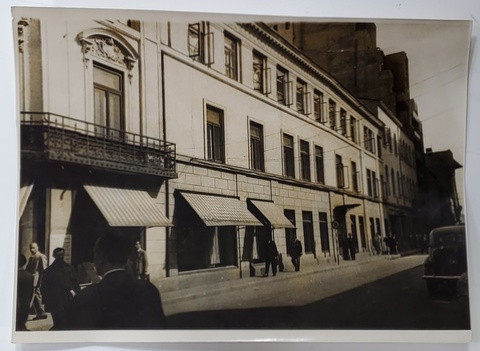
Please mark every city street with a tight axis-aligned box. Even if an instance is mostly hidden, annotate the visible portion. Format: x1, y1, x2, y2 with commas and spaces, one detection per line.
25, 255, 470, 331
166, 259, 470, 330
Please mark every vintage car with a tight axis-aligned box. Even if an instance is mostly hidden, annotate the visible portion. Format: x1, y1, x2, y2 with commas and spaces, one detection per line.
422, 225, 467, 296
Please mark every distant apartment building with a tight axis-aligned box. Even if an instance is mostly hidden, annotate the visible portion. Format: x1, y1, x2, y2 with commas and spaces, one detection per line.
17, 16, 428, 289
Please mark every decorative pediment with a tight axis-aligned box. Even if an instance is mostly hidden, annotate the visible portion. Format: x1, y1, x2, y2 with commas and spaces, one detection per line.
77, 29, 138, 79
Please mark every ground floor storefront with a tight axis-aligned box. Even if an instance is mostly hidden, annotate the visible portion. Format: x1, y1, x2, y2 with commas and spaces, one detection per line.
18, 159, 394, 290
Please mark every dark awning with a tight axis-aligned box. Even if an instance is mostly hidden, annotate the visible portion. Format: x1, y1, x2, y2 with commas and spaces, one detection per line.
180, 192, 262, 227
84, 185, 172, 227
249, 200, 295, 229
333, 204, 361, 215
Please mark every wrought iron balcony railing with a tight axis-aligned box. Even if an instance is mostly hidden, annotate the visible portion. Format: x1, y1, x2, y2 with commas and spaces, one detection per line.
20, 112, 177, 178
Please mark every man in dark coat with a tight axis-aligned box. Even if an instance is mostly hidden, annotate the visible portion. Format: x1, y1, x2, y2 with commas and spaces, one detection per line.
65, 232, 166, 330
16, 254, 33, 331
264, 238, 279, 277
135, 241, 149, 280
290, 238, 303, 271
347, 234, 356, 261
41, 247, 80, 330
25, 242, 48, 320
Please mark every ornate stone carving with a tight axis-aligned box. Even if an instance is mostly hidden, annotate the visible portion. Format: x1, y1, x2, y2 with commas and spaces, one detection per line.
77, 33, 137, 82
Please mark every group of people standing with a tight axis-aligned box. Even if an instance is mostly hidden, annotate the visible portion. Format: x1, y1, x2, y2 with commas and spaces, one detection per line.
16, 236, 163, 331
263, 237, 303, 277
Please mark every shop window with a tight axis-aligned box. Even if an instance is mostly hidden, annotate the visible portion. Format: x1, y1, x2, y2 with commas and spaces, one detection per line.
284, 209, 296, 256
302, 211, 314, 253
319, 212, 330, 252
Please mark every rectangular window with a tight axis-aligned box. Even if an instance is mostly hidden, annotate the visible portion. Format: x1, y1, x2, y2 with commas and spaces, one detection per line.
340, 109, 347, 136
336, 154, 344, 188
188, 23, 203, 62
206, 105, 225, 163
302, 211, 314, 254
391, 169, 396, 196
359, 216, 366, 249
300, 140, 311, 181
319, 212, 330, 252
315, 146, 325, 184
296, 79, 306, 114
284, 209, 296, 256
377, 135, 382, 158
283, 134, 295, 178
313, 90, 324, 123
93, 64, 124, 139
252, 51, 268, 93
397, 172, 402, 196
384, 166, 390, 197
276, 66, 288, 105
364, 127, 375, 153
329, 100, 336, 130
224, 33, 239, 81
351, 161, 358, 192
350, 116, 357, 142
250, 122, 264, 171
366, 169, 372, 196
372, 171, 378, 198
188, 22, 213, 64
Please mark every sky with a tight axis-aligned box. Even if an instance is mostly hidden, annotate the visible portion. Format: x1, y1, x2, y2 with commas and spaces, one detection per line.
376, 20, 471, 207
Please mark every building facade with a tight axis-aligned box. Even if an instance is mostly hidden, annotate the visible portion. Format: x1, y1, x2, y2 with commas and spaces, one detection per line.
17, 16, 426, 290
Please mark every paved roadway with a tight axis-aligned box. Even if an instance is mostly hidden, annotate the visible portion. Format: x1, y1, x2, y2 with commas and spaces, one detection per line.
167, 265, 470, 330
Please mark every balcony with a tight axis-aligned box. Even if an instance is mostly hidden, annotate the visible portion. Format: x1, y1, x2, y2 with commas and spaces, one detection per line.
20, 112, 177, 178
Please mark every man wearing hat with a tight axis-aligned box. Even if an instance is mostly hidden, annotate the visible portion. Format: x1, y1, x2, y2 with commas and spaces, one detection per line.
41, 247, 80, 330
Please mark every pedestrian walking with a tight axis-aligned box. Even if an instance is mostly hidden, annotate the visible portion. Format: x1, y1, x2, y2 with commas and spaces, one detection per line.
16, 254, 33, 331
41, 247, 80, 330
289, 237, 303, 271
65, 232, 166, 329
341, 236, 350, 260
347, 234, 356, 261
264, 238, 279, 277
135, 241, 149, 280
25, 242, 47, 320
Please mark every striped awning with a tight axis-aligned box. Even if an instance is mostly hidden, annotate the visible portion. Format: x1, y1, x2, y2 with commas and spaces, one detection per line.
84, 185, 172, 227
249, 200, 296, 229
19, 182, 34, 218
180, 192, 262, 227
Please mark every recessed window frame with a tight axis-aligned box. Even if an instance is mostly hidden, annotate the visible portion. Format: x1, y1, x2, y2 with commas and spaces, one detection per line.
249, 121, 265, 172
299, 139, 311, 181
282, 133, 295, 178
224, 32, 240, 81
206, 104, 225, 163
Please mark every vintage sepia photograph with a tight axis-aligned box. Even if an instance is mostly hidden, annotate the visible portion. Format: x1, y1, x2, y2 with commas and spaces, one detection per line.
12, 5, 471, 343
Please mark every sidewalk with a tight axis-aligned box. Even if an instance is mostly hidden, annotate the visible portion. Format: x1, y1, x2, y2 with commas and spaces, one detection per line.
24, 254, 426, 331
